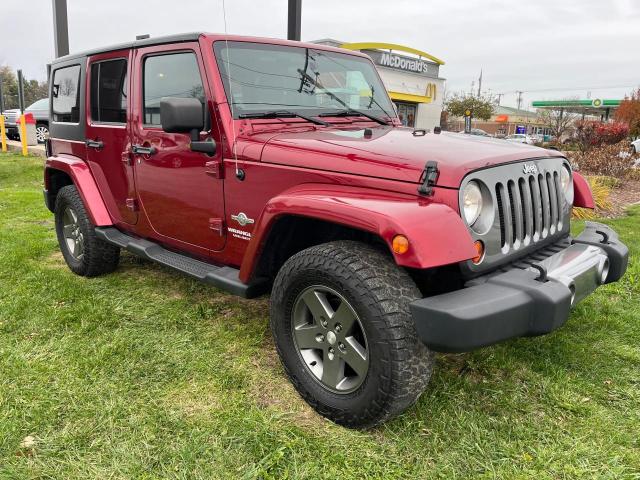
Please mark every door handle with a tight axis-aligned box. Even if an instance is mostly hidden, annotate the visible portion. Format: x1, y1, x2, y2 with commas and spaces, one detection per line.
132, 144, 157, 155
85, 139, 104, 149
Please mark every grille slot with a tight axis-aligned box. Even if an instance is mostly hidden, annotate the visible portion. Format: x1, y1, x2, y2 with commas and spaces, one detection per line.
490, 165, 565, 253
495, 184, 506, 247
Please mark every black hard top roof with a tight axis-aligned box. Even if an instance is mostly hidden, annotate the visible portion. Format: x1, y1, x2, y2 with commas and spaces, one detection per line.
51, 32, 203, 64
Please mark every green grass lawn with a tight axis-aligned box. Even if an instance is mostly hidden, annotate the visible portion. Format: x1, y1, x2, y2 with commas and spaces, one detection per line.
1, 153, 639, 479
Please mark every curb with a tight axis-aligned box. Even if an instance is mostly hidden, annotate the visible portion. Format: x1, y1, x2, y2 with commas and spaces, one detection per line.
4, 140, 46, 158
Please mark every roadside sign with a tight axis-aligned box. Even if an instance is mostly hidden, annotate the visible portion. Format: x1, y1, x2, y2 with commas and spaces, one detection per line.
464, 109, 472, 133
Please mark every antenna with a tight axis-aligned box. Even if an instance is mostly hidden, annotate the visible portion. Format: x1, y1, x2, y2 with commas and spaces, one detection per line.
221, 0, 241, 179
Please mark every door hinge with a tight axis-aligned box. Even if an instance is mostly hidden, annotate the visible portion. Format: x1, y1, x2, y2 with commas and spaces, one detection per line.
205, 160, 224, 179
121, 151, 133, 166
126, 198, 139, 211
209, 217, 225, 235
417, 160, 439, 196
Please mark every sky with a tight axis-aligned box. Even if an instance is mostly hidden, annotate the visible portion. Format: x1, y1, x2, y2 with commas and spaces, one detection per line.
2, 0, 639, 110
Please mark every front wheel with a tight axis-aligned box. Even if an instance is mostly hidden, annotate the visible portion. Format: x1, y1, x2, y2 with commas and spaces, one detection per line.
270, 241, 434, 428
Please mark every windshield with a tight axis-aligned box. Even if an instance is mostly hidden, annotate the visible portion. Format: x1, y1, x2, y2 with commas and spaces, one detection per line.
213, 41, 396, 120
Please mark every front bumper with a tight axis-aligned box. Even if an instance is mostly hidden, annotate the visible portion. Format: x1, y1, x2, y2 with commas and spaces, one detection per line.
3, 125, 18, 136
411, 222, 628, 353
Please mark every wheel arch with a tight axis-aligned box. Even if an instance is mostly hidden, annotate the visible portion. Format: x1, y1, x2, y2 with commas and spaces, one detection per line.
44, 155, 113, 226
573, 171, 595, 209
239, 184, 477, 283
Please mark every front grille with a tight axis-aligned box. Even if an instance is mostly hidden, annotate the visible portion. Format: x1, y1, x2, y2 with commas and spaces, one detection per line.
494, 170, 564, 250
460, 157, 571, 274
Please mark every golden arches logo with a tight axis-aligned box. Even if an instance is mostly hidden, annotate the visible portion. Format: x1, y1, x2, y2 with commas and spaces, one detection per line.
426, 83, 437, 100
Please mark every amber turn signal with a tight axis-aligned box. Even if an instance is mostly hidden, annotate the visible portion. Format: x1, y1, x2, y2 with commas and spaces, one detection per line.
472, 240, 485, 264
392, 235, 410, 254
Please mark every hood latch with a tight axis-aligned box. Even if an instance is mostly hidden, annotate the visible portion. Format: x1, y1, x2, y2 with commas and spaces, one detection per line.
417, 160, 439, 196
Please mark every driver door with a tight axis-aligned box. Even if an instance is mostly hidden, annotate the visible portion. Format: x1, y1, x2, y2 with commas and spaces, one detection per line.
131, 43, 226, 252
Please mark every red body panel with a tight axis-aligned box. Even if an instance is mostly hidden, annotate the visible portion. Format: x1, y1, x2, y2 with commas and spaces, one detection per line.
238, 184, 476, 282
573, 171, 595, 209
84, 49, 138, 226
258, 126, 562, 188
45, 154, 113, 226
129, 42, 226, 253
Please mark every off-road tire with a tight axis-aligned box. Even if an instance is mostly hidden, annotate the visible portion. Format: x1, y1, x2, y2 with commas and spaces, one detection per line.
54, 185, 120, 277
270, 240, 434, 428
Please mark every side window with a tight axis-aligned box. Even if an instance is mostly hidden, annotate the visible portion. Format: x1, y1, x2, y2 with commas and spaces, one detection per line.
143, 52, 204, 125
90, 59, 128, 123
52, 64, 81, 123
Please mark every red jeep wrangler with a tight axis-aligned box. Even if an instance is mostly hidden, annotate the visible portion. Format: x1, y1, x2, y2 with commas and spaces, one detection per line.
43, 33, 628, 428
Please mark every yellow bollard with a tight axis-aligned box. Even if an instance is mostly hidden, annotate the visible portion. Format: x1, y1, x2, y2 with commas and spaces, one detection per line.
0, 115, 6, 153
19, 114, 28, 156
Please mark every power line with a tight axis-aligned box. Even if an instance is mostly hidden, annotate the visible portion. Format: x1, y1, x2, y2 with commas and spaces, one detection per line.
494, 83, 638, 96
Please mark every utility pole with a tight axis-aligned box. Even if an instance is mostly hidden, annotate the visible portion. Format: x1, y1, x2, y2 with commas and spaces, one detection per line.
52, 0, 70, 58
516, 91, 523, 111
0, 79, 4, 113
495, 93, 503, 106
287, 0, 302, 41
17, 70, 25, 113
477, 69, 482, 97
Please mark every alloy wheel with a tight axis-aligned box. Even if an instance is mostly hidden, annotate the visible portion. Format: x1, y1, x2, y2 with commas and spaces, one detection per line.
62, 206, 85, 260
291, 285, 369, 393
36, 126, 49, 143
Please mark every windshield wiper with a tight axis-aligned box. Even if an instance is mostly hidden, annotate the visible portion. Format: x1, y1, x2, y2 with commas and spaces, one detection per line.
295, 68, 392, 126
318, 109, 390, 126
238, 110, 329, 126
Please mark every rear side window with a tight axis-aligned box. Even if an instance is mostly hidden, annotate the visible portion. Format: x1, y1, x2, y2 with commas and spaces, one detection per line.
143, 52, 204, 125
90, 59, 128, 123
52, 65, 81, 123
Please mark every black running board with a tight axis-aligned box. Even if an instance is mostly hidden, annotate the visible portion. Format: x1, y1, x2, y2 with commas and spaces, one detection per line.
95, 227, 268, 298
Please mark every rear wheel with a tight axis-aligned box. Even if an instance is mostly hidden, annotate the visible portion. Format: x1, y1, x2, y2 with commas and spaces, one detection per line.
54, 185, 120, 276
270, 241, 434, 428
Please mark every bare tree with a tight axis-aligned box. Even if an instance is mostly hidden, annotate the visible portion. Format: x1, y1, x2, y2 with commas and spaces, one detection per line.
538, 108, 578, 142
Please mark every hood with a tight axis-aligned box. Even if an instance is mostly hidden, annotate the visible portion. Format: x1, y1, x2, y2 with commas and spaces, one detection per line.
258, 126, 561, 188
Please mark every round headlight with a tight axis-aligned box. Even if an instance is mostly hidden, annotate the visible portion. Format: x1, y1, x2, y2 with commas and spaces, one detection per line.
463, 181, 483, 226
560, 165, 573, 199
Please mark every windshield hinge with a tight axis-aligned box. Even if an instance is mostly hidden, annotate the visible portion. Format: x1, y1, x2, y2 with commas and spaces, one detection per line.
417, 160, 439, 196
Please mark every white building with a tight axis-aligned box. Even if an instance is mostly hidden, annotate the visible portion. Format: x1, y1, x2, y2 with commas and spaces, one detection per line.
312, 39, 446, 130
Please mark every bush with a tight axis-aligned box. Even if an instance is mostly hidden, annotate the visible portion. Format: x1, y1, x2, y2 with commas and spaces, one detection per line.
572, 176, 612, 219
575, 121, 629, 153
570, 141, 635, 178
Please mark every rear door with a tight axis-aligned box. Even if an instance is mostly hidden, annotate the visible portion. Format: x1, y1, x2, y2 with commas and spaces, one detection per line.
130, 42, 226, 251
85, 50, 137, 225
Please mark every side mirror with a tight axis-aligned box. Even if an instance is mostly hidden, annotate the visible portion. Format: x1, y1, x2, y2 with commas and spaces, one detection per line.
160, 97, 216, 156
160, 97, 204, 135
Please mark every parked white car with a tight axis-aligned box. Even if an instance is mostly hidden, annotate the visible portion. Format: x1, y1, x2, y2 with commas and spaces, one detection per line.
505, 134, 535, 145
632, 138, 640, 155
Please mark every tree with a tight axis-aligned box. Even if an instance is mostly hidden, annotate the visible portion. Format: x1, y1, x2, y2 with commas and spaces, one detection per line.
538, 108, 578, 142
444, 92, 495, 121
615, 87, 640, 138
0, 65, 48, 111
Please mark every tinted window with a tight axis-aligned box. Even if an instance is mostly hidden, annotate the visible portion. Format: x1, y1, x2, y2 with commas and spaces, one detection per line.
91, 59, 128, 123
143, 53, 204, 125
52, 65, 81, 123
